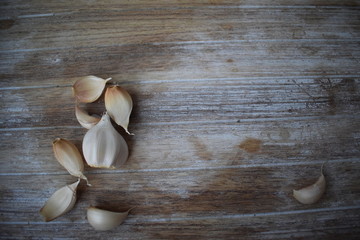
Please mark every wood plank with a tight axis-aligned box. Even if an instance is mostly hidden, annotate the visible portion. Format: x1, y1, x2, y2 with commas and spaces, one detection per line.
1, 7, 359, 51
0, 116, 359, 174
1, 0, 359, 19
1, 77, 359, 128
0, 161, 359, 223
1, 78, 359, 174
1, 208, 359, 239
1, 41, 360, 88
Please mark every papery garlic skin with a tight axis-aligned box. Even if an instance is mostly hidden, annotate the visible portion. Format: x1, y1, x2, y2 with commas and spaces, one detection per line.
72, 76, 111, 103
40, 180, 80, 222
87, 207, 131, 231
82, 113, 128, 169
53, 138, 89, 185
293, 174, 326, 204
105, 86, 133, 134
75, 105, 100, 129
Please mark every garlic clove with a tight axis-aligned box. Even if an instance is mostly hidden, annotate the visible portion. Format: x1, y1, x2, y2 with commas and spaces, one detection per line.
72, 76, 111, 103
87, 207, 132, 231
105, 86, 133, 135
293, 167, 326, 204
82, 112, 129, 169
75, 105, 100, 129
40, 180, 80, 222
53, 138, 90, 185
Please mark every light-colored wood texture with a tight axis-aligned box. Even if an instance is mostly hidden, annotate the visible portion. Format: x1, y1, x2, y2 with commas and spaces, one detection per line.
1, 0, 359, 239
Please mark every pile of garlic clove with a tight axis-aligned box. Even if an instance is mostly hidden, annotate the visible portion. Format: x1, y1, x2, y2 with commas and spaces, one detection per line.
40, 76, 329, 230
40, 76, 133, 230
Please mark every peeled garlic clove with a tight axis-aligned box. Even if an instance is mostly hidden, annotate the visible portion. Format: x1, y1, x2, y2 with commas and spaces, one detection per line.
87, 207, 131, 231
293, 170, 326, 204
75, 105, 100, 129
105, 86, 133, 135
72, 76, 111, 103
53, 138, 90, 185
82, 112, 128, 169
40, 180, 80, 222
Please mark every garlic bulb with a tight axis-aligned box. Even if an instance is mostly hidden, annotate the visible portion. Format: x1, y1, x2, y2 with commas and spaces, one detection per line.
72, 76, 111, 103
40, 180, 80, 222
75, 105, 100, 129
82, 113, 129, 168
53, 138, 90, 185
105, 86, 133, 135
293, 167, 326, 204
87, 207, 131, 231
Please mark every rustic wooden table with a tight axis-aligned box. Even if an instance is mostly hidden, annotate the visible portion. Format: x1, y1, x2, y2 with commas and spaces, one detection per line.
1, 0, 360, 239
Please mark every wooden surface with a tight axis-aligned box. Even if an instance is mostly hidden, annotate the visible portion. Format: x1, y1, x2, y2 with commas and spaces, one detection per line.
1, 0, 360, 239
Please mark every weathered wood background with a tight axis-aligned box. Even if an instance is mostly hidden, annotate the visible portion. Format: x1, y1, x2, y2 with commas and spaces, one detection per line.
1, 0, 360, 239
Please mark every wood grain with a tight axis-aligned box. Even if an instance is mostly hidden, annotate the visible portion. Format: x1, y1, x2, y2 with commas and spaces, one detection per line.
1, 162, 359, 222
1, 78, 359, 128
1, 41, 360, 88
0, 0, 359, 239
1, 209, 360, 239
1, 7, 359, 51
1, 0, 359, 19
0, 117, 359, 174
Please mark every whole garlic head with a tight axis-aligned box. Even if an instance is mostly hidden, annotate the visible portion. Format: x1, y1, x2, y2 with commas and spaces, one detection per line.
82, 112, 129, 169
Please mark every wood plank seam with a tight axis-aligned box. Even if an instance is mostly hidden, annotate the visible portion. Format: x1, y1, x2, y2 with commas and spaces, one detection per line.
2, 38, 360, 53
1, 205, 359, 225
10, 5, 360, 21
1, 75, 360, 90
0, 158, 358, 176
1, 114, 359, 132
